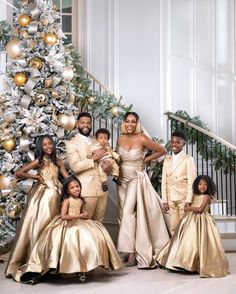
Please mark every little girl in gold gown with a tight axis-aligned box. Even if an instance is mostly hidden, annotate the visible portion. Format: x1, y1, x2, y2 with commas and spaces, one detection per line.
156, 175, 229, 278
19, 176, 122, 283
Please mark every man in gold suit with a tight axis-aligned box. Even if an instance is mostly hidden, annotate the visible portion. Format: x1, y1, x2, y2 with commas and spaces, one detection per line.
65, 112, 111, 222
162, 130, 196, 235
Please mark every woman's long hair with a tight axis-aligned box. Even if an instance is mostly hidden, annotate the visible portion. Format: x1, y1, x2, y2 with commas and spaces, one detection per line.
34, 135, 57, 165
120, 111, 142, 135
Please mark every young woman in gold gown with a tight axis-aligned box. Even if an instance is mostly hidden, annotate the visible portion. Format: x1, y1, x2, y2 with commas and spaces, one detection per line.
5, 135, 68, 282
156, 175, 229, 278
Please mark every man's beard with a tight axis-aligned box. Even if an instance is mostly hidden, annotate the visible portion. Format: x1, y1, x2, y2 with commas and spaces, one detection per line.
78, 127, 92, 137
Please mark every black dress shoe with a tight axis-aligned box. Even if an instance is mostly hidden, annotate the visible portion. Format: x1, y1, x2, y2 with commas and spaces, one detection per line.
102, 183, 108, 191
112, 177, 121, 185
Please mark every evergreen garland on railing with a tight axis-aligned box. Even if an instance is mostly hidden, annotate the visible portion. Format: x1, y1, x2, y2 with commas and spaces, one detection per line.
166, 110, 236, 173
150, 110, 236, 194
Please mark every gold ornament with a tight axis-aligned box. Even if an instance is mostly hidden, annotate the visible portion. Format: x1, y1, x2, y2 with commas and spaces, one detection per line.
0, 174, 12, 190
29, 57, 43, 69
44, 33, 57, 45
51, 89, 59, 98
6, 39, 21, 59
44, 78, 53, 88
33, 91, 48, 107
3, 137, 16, 152
14, 73, 27, 86
18, 14, 31, 27
62, 66, 74, 82
6, 200, 22, 219
111, 106, 119, 116
58, 114, 76, 131
88, 96, 96, 104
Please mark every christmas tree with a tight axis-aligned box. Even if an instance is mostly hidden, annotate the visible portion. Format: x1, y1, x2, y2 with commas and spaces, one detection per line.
0, 0, 132, 253
0, 0, 78, 250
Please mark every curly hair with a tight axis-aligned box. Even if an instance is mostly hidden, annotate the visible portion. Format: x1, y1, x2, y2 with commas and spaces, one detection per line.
192, 175, 216, 196
60, 175, 84, 204
95, 128, 110, 140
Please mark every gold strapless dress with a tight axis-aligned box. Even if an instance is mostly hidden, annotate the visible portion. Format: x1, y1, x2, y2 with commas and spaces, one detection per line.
156, 195, 229, 277
117, 147, 170, 268
5, 157, 62, 281
18, 197, 122, 281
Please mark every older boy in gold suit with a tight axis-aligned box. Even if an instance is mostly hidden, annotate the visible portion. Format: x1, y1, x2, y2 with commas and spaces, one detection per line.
162, 131, 196, 235
65, 112, 111, 222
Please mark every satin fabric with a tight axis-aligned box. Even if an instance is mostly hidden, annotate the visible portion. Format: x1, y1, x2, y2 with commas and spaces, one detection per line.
117, 147, 170, 268
156, 195, 229, 278
18, 197, 122, 281
66, 133, 108, 222
5, 157, 62, 281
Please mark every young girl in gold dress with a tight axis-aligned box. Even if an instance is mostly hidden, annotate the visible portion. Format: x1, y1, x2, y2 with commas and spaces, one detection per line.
5, 135, 68, 282
156, 175, 229, 278
19, 176, 122, 283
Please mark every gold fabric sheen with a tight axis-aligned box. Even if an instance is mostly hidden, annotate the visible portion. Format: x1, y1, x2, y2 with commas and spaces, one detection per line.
161, 153, 196, 203
5, 157, 62, 280
156, 195, 229, 278
66, 133, 108, 222
117, 147, 170, 268
17, 197, 122, 281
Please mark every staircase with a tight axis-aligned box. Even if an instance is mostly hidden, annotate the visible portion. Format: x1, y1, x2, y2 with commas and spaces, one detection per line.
167, 112, 236, 251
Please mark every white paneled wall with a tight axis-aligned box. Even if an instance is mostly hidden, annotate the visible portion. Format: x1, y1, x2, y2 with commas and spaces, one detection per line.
1, 1, 235, 141
78, 0, 236, 144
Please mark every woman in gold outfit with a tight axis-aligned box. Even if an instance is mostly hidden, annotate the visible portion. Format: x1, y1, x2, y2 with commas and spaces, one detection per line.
156, 175, 229, 278
117, 112, 170, 268
5, 135, 68, 282
18, 176, 122, 283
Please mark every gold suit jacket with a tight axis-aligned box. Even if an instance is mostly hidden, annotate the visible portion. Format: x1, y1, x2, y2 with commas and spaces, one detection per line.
161, 152, 196, 203
65, 133, 106, 197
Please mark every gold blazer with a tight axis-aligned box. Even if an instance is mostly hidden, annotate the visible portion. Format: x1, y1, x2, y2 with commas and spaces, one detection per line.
65, 133, 106, 198
161, 152, 196, 203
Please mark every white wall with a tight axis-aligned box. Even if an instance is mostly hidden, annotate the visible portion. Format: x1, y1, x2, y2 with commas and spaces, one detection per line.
78, 0, 236, 145
2, 0, 235, 142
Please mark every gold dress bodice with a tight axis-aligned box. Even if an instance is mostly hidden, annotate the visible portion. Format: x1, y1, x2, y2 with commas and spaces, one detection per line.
191, 194, 210, 212
38, 157, 60, 188
67, 197, 83, 216
118, 146, 143, 180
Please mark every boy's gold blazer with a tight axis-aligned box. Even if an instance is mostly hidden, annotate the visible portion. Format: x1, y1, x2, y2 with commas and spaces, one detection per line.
161, 152, 196, 204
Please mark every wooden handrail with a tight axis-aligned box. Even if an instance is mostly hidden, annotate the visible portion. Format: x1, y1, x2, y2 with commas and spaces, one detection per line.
83, 68, 119, 98
167, 112, 236, 151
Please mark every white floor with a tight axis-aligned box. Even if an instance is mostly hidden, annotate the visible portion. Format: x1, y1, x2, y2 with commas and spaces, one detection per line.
1, 253, 235, 294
